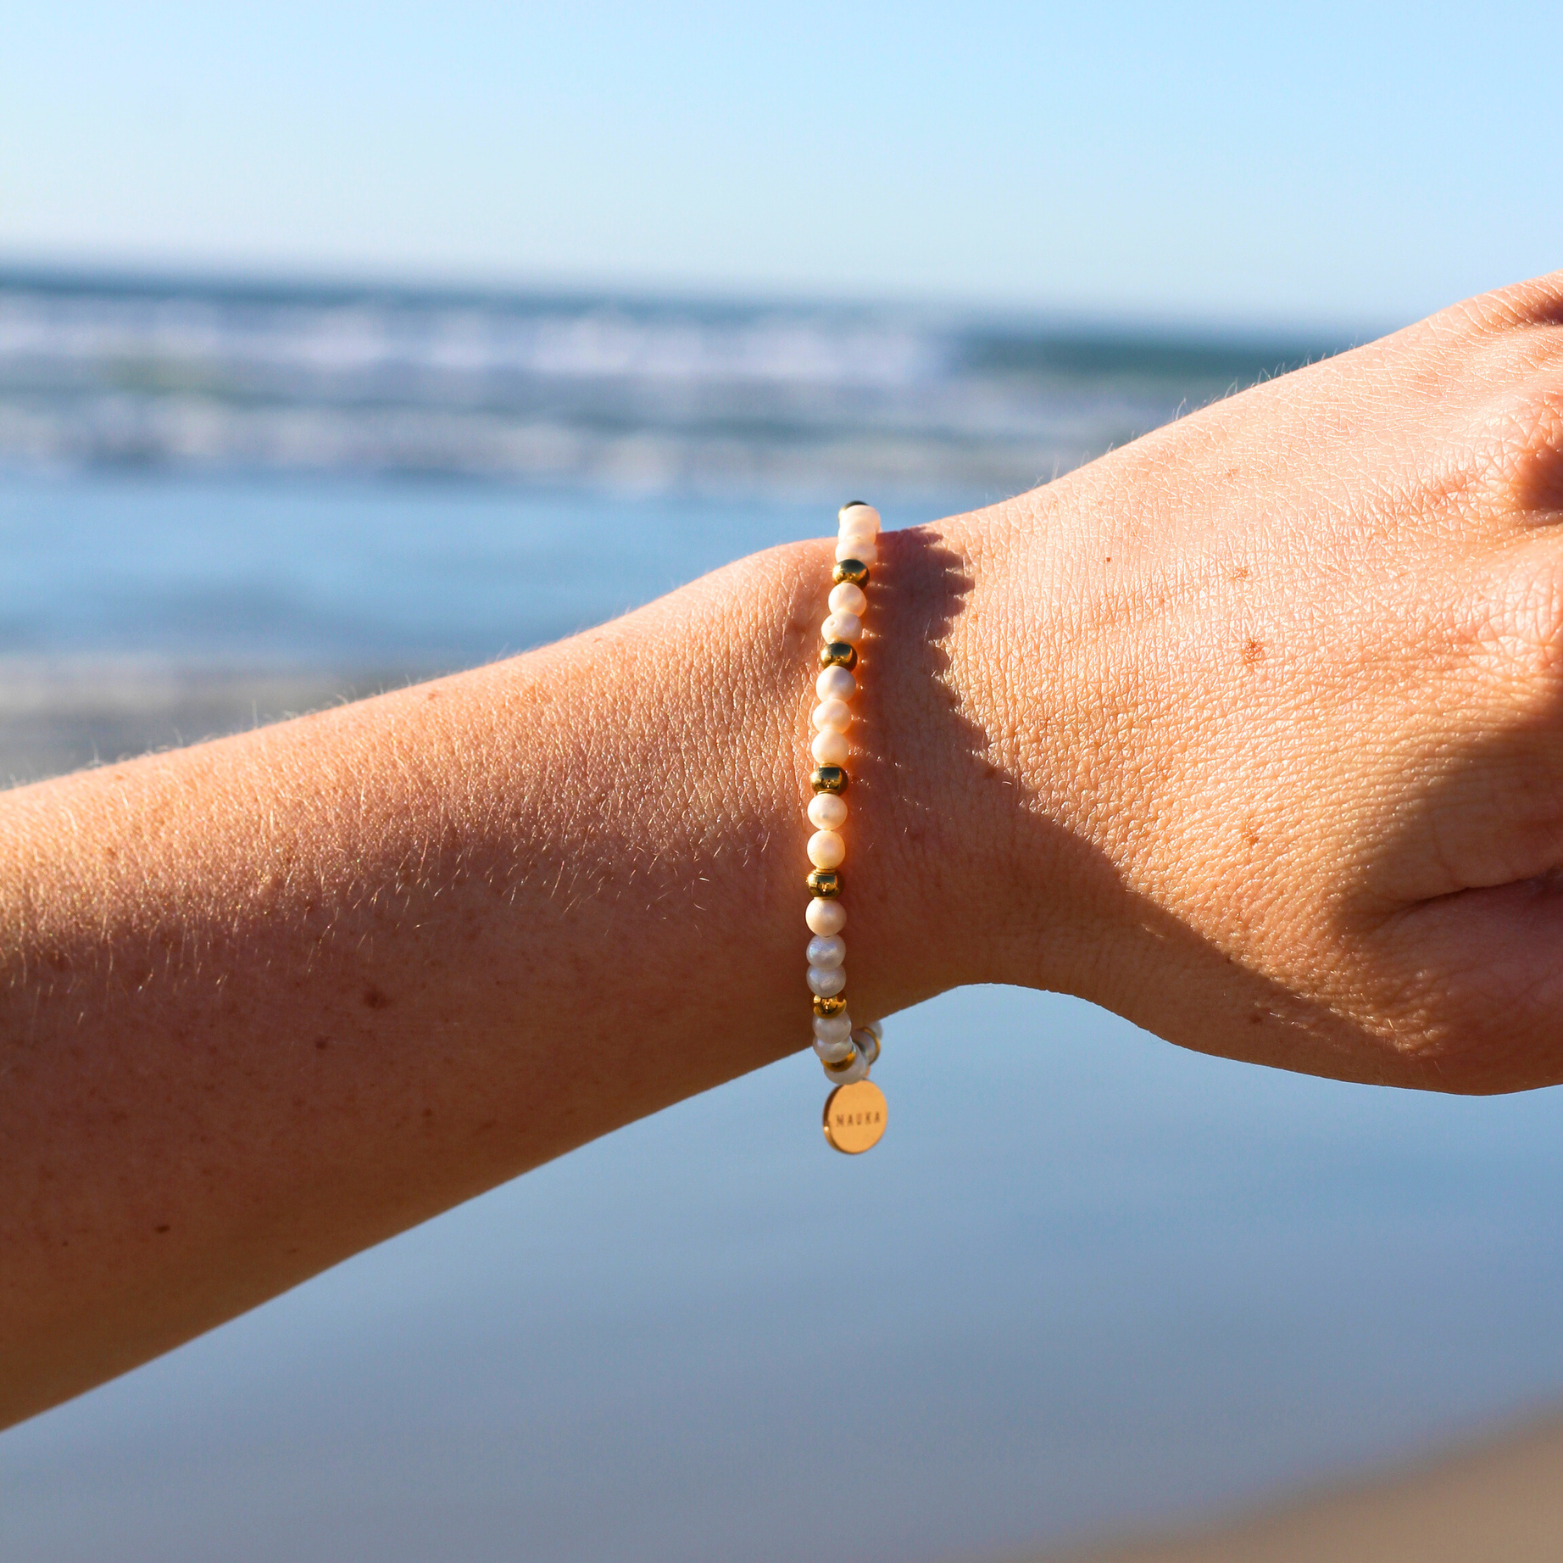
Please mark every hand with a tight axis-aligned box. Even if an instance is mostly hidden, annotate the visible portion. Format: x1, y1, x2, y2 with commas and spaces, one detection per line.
931, 272, 1563, 1092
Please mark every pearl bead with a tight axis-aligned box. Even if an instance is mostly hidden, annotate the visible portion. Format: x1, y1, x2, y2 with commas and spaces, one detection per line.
807, 829, 845, 868
828, 582, 867, 617
863, 1018, 883, 1042
838, 503, 881, 533
823, 1044, 868, 1085
807, 934, 845, 967
811, 698, 852, 733
807, 792, 847, 830
814, 1034, 854, 1064
813, 1011, 853, 1043
806, 896, 846, 935
835, 538, 877, 565
816, 665, 856, 701
851, 1027, 880, 1067
810, 728, 849, 766
807, 964, 846, 998
820, 612, 862, 644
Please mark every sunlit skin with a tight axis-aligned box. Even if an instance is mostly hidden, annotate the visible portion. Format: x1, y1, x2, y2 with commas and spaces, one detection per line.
5, 274, 1563, 1427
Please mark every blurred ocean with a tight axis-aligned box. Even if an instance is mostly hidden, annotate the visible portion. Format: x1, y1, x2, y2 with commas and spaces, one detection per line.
0, 267, 1335, 499
2, 272, 1562, 1563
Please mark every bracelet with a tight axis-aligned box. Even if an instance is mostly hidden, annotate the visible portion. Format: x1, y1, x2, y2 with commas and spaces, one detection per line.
807, 501, 887, 1155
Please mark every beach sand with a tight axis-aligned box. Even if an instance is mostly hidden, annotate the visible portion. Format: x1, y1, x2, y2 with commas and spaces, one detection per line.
1035, 1411, 1563, 1563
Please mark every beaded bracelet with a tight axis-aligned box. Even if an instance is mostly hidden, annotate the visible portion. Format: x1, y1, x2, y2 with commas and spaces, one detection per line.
807, 501, 887, 1155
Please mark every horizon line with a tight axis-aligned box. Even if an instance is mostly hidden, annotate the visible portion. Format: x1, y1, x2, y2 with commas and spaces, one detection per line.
0, 252, 1387, 349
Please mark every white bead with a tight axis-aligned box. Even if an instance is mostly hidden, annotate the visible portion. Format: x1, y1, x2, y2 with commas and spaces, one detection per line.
838, 527, 877, 554
835, 538, 877, 564
810, 728, 849, 765
811, 698, 852, 733
807, 934, 845, 967
823, 1044, 868, 1085
816, 665, 856, 701
820, 612, 862, 644
851, 1027, 880, 1067
813, 1011, 853, 1043
839, 503, 881, 533
828, 582, 867, 617
807, 792, 847, 830
807, 829, 845, 868
814, 1034, 854, 1064
806, 897, 846, 936
807, 964, 846, 997
863, 1018, 883, 1042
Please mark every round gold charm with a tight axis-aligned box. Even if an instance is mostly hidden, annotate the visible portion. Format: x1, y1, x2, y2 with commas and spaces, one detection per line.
823, 1079, 887, 1155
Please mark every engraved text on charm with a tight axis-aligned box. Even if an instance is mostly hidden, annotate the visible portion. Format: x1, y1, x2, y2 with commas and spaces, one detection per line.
823, 1079, 887, 1155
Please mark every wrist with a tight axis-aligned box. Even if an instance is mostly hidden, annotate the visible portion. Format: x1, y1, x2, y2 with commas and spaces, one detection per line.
826, 511, 1094, 1018
658, 525, 1012, 1040
883, 492, 1149, 1014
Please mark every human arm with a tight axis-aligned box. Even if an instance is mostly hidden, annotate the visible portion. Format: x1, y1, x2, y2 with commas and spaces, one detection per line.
7, 272, 1563, 1427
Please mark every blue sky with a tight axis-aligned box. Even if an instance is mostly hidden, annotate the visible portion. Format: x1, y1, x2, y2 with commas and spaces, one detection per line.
2, 1, 1558, 327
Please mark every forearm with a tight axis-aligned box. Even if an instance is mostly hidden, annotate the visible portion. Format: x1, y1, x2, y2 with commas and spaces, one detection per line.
0, 529, 1000, 1425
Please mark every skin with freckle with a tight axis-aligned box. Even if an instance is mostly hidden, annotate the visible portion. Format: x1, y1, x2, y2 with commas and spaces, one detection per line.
954, 273, 1563, 1090
6, 273, 1563, 1426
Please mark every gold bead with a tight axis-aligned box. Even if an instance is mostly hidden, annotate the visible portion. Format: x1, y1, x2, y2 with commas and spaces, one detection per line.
823, 1047, 859, 1075
832, 559, 870, 587
810, 765, 848, 795
813, 993, 847, 1019
819, 641, 858, 670
806, 868, 841, 897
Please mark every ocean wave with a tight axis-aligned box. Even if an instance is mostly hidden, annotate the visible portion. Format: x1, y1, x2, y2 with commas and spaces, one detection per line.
0, 270, 1340, 492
